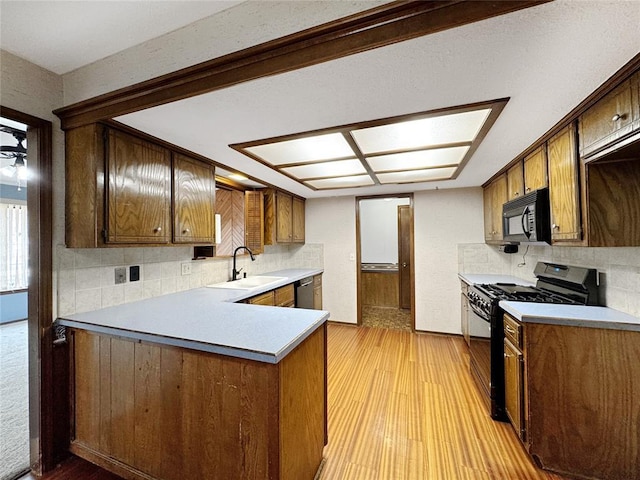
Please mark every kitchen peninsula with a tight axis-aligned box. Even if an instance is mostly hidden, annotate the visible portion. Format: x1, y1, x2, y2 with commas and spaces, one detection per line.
56, 269, 328, 480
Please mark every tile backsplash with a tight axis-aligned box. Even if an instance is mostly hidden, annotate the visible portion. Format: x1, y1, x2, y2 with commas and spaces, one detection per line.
459, 243, 640, 318
56, 243, 323, 316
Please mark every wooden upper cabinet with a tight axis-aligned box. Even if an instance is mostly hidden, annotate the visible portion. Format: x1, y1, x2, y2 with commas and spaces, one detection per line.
579, 70, 640, 159
265, 189, 305, 245
245, 190, 264, 254
106, 129, 171, 244
523, 146, 548, 193
173, 153, 216, 244
292, 197, 305, 243
506, 161, 524, 200
548, 125, 582, 243
483, 174, 507, 243
65, 123, 221, 247
276, 191, 293, 243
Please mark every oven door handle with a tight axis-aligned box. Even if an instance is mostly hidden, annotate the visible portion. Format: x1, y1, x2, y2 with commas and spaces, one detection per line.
469, 303, 490, 322
521, 206, 531, 239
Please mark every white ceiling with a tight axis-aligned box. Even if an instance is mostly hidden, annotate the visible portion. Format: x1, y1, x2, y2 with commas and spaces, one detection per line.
1, 1, 639, 198
0, 1, 245, 74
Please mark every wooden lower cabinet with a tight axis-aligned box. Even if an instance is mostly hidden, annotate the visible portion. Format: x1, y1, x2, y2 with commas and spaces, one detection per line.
248, 290, 275, 306
313, 275, 322, 310
507, 319, 640, 480
69, 326, 327, 480
275, 284, 295, 307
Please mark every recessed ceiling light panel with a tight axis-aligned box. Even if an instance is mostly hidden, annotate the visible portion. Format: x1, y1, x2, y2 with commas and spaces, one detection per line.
351, 109, 491, 154
282, 159, 366, 179
230, 99, 507, 191
306, 174, 375, 189
245, 133, 353, 165
377, 167, 457, 184
367, 146, 470, 172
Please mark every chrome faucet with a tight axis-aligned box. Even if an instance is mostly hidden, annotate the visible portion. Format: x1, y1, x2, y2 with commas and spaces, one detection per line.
232, 246, 255, 281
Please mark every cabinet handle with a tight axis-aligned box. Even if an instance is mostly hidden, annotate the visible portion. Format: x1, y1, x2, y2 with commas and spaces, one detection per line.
154, 226, 162, 233
611, 113, 622, 122
505, 325, 515, 334
525, 187, 531, 193
514, 192, 520, 197
183, 228, 190, 234
552, 223, 560, 230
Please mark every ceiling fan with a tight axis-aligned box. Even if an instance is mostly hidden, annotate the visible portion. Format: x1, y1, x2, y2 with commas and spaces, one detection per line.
0, 124, 28, 189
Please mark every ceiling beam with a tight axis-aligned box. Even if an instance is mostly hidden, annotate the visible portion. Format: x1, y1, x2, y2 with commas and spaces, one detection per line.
53, 0, 548, 130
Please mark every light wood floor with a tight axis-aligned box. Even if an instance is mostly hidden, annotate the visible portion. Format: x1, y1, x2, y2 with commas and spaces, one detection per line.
319, 324, 565, 480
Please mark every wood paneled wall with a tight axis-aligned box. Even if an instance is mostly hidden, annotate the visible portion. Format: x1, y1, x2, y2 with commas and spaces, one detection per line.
215, 188, 245, 256
362, 272, 399, 308
70, 326, 326, 480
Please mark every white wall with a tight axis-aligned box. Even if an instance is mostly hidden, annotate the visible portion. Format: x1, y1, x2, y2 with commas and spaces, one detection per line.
413, 187, 484, 333
306, 197, 357, 323
307, 187, 485, 332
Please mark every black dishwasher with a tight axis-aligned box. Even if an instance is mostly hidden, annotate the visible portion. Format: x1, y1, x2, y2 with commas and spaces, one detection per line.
295, 277, 314, 309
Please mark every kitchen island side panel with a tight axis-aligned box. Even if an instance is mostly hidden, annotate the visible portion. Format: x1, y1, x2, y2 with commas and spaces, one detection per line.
70, 326, 326, 479
526, 323, 640, 480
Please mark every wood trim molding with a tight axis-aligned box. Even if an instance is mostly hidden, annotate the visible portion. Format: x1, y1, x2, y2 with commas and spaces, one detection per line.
0, 105, 58, 473
53, 0, 547, 130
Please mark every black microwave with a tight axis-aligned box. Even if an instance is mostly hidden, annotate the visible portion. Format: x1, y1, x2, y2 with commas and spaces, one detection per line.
502, 188, 551, 243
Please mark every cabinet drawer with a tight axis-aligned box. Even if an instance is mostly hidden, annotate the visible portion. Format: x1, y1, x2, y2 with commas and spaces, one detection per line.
275, 284, 295, 307
248, 291, 275, 306
504, 313, 522, 348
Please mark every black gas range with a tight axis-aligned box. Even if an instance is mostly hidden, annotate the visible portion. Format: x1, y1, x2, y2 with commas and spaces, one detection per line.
467, 262, 599, 420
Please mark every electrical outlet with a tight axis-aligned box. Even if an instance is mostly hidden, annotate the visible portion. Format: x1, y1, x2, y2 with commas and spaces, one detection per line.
181, 262, 192, 275
115, 267, 126, 284
129, 265, 140, 282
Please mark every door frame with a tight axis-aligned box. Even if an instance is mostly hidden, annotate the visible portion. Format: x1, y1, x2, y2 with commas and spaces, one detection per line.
1, 106, 58, 474
355, 193, 414, 330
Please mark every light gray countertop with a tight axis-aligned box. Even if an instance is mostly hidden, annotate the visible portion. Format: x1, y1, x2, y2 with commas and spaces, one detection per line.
57, 268, 327, 364
500, 301, 640, 332
458, 273, 534, 286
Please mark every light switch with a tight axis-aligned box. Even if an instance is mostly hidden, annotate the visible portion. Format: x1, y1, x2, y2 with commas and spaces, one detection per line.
115, 267, 126, 284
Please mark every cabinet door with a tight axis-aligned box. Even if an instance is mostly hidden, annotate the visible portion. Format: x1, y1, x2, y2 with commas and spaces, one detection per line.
523, 146, 548, 193
483, 185, 494, 242
579, 72, 638, 158
276, 191, 293, 243
313, 275, 322, 310
548, 125, 582, 242
504, 338, 525, 441
275, 284, 295, 307
506, 161, 524, 200
106, 129, 171, 244
173, 153, 216, 243
491, 175, 507, 241
245, 190, 264, 254
292, 197, 305, 243
461, 293, 469, 346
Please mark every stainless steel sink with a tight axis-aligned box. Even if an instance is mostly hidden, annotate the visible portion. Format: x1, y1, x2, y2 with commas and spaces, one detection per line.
206, 276, 287, 291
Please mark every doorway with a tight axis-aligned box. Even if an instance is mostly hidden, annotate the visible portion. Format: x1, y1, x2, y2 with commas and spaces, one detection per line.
0, 106, 58, 477
356, 194, 414, 331
0, 116, 30, 480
